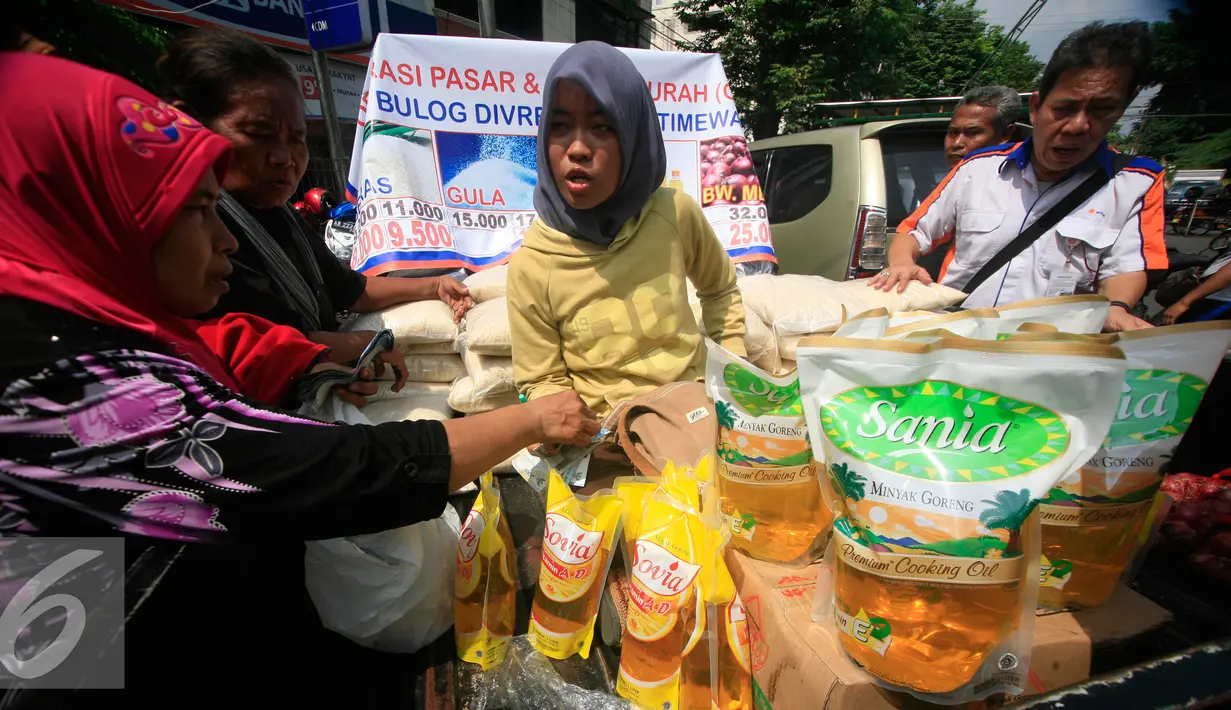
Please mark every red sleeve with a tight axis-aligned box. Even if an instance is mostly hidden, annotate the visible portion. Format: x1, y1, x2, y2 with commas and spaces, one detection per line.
194, 314, 328, 406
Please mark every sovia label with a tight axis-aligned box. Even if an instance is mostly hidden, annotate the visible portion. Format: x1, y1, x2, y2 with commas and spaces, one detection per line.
724, 363, 801, 417
1106, 369, 1206, 449
821, 380, 1069, 483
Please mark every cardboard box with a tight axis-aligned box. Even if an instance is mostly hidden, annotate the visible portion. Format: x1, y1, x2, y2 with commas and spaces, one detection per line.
728, 550, 1172, 709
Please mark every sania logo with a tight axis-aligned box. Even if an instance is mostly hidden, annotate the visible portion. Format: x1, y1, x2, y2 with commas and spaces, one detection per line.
632, 540, 701, 597
724, 364, 801, 417
458, 509, 485, 563
544, 513, 602, 565
1106, 369, 1205, 447
822, 381, 1069, 483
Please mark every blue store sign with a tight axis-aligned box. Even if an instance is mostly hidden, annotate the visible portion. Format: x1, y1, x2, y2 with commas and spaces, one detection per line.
305, 0, 372, 52
101, 0, 436, 54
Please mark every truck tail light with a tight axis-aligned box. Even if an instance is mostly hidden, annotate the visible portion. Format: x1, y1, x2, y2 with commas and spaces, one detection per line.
846, 205, 888, 280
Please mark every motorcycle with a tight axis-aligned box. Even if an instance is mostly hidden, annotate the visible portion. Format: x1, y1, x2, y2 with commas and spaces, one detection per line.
293, 187, 359, 265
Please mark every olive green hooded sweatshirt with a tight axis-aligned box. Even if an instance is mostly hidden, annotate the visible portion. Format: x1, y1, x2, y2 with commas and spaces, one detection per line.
508, 188, 746, 415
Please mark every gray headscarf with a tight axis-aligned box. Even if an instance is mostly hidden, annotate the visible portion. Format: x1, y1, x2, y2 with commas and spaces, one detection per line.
533, 41, 667, 245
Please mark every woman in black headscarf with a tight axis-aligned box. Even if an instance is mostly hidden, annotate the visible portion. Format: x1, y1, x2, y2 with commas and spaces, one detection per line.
158, 28, 473, 365
507, 41, 746, 418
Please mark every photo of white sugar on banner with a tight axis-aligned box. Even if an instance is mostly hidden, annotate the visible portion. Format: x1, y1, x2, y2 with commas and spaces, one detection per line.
795, 335, 1125, 704
346, 35, 776, 279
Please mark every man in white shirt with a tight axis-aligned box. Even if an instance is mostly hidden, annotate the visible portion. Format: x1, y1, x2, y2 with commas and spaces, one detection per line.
872, 22, 1166, 332
945, 85, 1021, 170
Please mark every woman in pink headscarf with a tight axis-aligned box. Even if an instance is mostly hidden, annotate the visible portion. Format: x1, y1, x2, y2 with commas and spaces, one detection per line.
0, 52, 597, 697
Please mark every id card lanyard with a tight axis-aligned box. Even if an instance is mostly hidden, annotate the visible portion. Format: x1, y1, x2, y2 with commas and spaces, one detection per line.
1045, 237, 1080, 297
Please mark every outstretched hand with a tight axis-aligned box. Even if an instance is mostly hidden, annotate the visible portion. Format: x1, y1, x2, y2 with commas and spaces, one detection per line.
868, 264, 932, 293
438, 276, 473, 323
527, 391, 601, 448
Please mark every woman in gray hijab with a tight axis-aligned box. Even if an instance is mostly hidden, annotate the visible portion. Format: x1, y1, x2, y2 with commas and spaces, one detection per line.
508, 41, 746, 419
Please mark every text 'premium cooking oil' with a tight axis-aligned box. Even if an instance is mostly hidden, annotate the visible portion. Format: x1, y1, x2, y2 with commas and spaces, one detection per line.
1040, 323, 1231, 608
796, 334, 1124, 702
706, 340, 831, 566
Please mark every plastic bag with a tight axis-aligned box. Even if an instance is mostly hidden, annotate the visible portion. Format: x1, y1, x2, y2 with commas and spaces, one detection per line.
992, 295, 1110, 337
457, 472, 518, 669
463, 297, 513, 356
300, 395, 459, 653
481, 636, 634, 710
883, 308, 1000, 341
1039, 322, 1231, 608
528, 469, 624, 660
706, 338, 830, 566
796, 334, 1125, 702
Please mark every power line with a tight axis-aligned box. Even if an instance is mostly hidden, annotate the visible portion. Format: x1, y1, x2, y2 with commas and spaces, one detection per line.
963, 0, 1047, 93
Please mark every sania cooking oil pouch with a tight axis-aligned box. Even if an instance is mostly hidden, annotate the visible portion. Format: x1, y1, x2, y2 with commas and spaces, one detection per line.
705, 339, 832, 566
1039, 322, 1231, 609
796, 335, 1125, 702
992, 295, 1110, 338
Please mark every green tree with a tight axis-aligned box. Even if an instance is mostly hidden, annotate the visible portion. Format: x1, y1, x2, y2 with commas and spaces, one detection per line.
676, 0, 919, 139
1134, 0, 1231, 169
12, 0, 174, 91
978, 489, 1035, 554
893, 0, 1043, 99
829, 462, 866, 507
716, 400, 738, 434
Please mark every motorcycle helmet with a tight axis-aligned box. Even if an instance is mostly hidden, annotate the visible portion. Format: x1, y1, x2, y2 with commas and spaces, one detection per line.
292, 200, 307, 217
304, 187, 337, 216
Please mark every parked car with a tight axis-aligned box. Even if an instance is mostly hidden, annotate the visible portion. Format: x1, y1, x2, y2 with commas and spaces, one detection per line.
751, 118, 1031, 281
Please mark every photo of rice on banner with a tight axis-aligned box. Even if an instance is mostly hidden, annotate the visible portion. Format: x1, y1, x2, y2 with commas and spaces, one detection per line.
346, 34, 775, 277
1037, 323, 1231, 610
796, 335, 1125, 702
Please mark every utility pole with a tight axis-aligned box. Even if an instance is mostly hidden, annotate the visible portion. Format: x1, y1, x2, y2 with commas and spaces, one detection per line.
477, 0, 496, 38
310, 49, 350, 197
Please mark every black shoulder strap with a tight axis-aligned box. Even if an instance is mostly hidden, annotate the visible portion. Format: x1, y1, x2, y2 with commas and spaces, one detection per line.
961, 152, 1134, 296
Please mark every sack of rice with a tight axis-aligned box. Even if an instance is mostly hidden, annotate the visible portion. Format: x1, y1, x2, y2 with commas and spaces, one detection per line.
349, 300, 458, 347
361, 386, 453, 424
403, 341, 460, 355
449, 376, 521, 414
460, 343, 515, 396
366, 381, 453, 404
739, 274, 869, 338
835, 278, 967, 313
464, 264, 508, 303
462, 298, 512, 356
690, 302, 778, 364
371, 354, 464, 383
